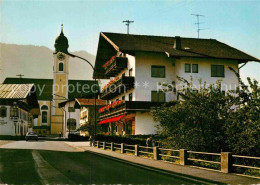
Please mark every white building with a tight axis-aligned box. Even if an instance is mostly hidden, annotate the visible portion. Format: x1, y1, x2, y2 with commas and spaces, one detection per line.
0, 84, 40, 136
94, 32, 259, 135
59, 98, 106, 137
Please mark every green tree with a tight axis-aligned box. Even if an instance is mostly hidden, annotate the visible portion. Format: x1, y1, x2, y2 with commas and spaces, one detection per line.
153, 73, 260, 155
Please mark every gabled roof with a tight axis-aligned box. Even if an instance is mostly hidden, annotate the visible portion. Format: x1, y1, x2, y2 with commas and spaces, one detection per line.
94, 32, 259, 78
3, 78, 99, 101
58, 98, 106, 108
0, 84, 34, 99
0, 84, 40, 115
75, 98, 107, 106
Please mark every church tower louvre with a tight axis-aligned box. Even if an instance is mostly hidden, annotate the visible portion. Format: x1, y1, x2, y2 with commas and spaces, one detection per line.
51, 24, 69, 134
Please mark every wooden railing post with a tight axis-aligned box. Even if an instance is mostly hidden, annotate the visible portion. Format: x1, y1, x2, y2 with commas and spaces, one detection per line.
111, 142, 114, 151
153, 147, 160, 160
97, 141, 100, 148
135, 145, 139, 156
121, 143, 125, 154
180, 149, 188, 165
221, 152, 232, 173
103, 142, 106, 150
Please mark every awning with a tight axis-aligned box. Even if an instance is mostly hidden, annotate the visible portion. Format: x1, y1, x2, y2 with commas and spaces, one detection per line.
98, 114, 125, 125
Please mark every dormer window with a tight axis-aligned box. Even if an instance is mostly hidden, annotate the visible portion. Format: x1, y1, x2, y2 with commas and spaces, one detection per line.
59, 62, 64, 72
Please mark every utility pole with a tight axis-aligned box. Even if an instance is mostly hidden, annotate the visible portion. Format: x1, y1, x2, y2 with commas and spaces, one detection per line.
16, 74, 24, 78
123, 20, 134, 34
191, 14, 205, 38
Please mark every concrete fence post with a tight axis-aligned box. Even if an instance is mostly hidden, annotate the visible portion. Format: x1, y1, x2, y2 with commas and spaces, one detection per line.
135, 145, 139, 156
153, 147, 160, 160
111, 142, 114, 151
97, 141, 100, 148
103, 142, 106, 150
121, 143, 125, 154
221, 152, 232, 173
180, 149, 188, 165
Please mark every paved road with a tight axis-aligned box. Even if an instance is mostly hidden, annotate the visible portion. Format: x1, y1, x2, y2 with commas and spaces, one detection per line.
0, 140, 80, 152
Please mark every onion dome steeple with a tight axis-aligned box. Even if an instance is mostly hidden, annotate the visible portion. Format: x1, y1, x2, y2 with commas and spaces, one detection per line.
54, 24, 69, 54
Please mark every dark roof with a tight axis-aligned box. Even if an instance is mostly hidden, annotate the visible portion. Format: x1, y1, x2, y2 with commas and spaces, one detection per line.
54, 25, 69, 54
3, 78, 98, 101
58, 98, 106, 108
94, 32, 259, 78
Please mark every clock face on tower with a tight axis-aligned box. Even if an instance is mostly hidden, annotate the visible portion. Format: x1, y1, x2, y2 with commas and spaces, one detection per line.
57, 53, 65, 61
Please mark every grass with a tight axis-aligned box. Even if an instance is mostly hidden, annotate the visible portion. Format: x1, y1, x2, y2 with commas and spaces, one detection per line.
0, 149, 41, 184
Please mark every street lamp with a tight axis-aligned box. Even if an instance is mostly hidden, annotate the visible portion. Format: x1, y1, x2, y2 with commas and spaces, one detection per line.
63, 52, 98, 141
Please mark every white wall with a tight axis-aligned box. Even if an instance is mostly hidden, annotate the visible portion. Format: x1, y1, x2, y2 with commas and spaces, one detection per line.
174, 58, 239, 91
135, 112, 159, 135
135, 52, 176, 102
63, 101, 81, 137
0, 106, 30, 136
0, 106, 14, 135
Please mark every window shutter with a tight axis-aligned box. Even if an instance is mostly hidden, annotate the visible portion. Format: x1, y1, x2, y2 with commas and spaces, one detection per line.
211, 65, 217, 77
151, 91, 157, 102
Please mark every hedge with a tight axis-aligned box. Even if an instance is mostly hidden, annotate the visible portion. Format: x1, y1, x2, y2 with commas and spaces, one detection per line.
0, 135, 25, 140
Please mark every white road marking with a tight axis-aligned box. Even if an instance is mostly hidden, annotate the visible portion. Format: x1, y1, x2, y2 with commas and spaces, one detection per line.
32, 150, 75, 185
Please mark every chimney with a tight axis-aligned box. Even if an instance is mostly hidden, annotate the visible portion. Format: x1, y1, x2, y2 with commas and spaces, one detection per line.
174, 36, 181, 50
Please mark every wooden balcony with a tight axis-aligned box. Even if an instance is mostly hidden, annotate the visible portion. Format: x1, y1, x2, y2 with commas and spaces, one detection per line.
99, 101, 163, 121
104, 57, 128, 77
101, 76, 135, 100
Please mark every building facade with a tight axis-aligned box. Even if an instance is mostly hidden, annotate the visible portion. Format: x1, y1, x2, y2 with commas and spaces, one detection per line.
94, 32, 259, 135
59, 98, 106, 137
0, 84, 40, 136
3, 26, 97, 135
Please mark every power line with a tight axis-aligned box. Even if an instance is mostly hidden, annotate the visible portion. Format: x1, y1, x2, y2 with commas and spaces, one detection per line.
123, 20, 134, 34
191, 14, 205, 38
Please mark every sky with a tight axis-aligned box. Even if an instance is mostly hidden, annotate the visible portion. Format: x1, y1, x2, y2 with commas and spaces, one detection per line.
0, 0, 259, 81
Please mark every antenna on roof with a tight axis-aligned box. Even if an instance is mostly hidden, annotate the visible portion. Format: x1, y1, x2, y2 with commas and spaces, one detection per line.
191, 14, 205, 38
123, 20, 134, 34
16, 74, 24, 78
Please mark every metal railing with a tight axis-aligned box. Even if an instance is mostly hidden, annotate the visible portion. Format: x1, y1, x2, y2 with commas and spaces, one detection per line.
93, 141, 260, 176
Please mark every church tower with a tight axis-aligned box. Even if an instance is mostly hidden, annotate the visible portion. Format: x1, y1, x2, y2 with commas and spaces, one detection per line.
51, 24, 69, 134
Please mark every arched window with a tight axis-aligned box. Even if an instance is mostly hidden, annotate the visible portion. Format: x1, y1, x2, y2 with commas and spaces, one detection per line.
41, 105, 48, 110
59, 62, 64, 72
41, 105, 48, 124
42, 111, 47, 123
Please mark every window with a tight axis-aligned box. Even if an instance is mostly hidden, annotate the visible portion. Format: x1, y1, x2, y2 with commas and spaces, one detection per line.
185, 64, 191, 73
41, 105, 48, 110
129, 68, 133, 76
129, 93, 133, 101
59, 62, 64, 72
0, 107, 7, 118
10, 107, 18, 117
151, 66, 165, 78
211, 65, 224, 77
151, 91, 166, 102
192, 64, 198, 73
41, 105, 48, 124
42, 111, 47, 123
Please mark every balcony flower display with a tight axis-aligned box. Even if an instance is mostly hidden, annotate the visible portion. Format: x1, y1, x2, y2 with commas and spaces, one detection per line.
98, 100, 125, 113
102, 56, 116, 69
102, 76, 119, 91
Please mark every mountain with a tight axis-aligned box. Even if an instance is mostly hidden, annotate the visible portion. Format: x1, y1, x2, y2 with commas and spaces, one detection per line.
0, 43, 96, 83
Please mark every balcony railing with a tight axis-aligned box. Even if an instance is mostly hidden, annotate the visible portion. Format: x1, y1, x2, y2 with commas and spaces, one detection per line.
103, 57, 128, 77
101, 76, 135, 100
99, 101, 163, 121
